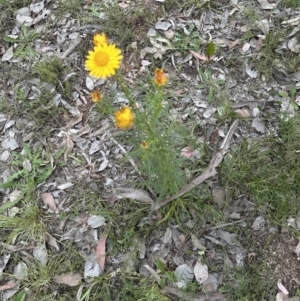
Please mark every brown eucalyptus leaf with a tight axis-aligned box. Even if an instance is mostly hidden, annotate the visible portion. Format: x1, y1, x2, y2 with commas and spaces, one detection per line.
96, 235, 107, 271
53, 272, 82, 287
41, 192, 57, 211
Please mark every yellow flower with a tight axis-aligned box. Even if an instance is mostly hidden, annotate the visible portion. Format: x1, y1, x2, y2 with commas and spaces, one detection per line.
141, 141, 148, 149
114, 107, 134, 130
85, 43, 123, 79
154, 68, 168, 87
93, 33, 109, 46
90, 90, 102, 103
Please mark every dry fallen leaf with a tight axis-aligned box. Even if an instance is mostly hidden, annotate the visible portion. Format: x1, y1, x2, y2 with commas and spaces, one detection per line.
2, 47, 14, 61
45, 233, 60, 251
174, 264, 194, 288
252, 117, 265, 134
96, 234, 107, 271
181, 146, 194, 158
66, 113, 83, 128
194, 261, 209, 284
64, 132, 74, 163
276, 292, 288, 301
41, 192, 57, 211
277, 281, 289, 295
0, 281, 20, 291
242, 43, 251, 52
234, 108, 251, 118
115, 187, 154, 204
191, 234, 206, 250
165, 29, 174, 40
189, 50, 208, 61
257, 0, 276, 10
53, 272, 82, 287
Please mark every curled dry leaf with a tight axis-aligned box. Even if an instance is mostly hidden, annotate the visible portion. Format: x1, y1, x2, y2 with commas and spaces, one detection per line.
181, 146, 194, 158
45, 233, 60, 251
189, 50, 208, 61
53, 272, 82, 287
115, 187, 154, 204
96, 235, 107, 271
41, 192, 57, 211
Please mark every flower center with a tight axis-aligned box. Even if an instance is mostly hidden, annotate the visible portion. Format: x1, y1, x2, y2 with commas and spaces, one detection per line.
94, 51, 109, 66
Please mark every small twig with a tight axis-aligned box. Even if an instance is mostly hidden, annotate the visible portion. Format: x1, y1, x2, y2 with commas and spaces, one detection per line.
56, 37, 82, 60
202, 218, 247, 232
152, 120, 239, 211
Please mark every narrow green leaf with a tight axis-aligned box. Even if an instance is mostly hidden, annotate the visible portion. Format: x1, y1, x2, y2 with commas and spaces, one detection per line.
15, 291, 26, 301
205, 41, 215, 58
156, 259, 166, 273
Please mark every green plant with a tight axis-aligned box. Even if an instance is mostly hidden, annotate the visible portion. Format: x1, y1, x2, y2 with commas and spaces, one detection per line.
87, 3, 101, 17
34, 57, 67, 86
33, 57, 73, 98
196, 68, 225, 103
93, 2, 157, 48
220, 114, 300, 221
79, 274, 169, 301
0, 205, 46, 242
4, 25, 39, 60
173, 23, 202, 52
156, 259, 176, 287
221, 265, 275, 300
280, 0, 300, 8
0, 144, 53, 211
243, 4, 261, 23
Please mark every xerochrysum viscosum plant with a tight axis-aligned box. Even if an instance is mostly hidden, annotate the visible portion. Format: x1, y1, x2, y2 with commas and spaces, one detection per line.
85, 33, 188, 199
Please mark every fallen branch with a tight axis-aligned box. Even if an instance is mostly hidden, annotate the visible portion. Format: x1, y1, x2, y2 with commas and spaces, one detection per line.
152, 120, 239, 211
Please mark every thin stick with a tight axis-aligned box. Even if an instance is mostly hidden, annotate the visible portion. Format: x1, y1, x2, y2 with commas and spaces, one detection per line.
203, 218, 247, 232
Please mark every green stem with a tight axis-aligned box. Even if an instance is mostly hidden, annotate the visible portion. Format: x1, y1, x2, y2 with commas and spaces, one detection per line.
151, 87, 164, 127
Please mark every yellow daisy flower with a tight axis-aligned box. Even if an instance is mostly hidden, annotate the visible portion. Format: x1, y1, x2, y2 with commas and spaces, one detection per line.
141, 141, 148, 149
85, 43, 123, 79
114, 107, 134, 130
154, 68, 168, 87
90, 90, 102, 103
93, 33, 109, 46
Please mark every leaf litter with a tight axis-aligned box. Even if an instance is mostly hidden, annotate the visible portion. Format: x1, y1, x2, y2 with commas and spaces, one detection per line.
1, 0, 300, 300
